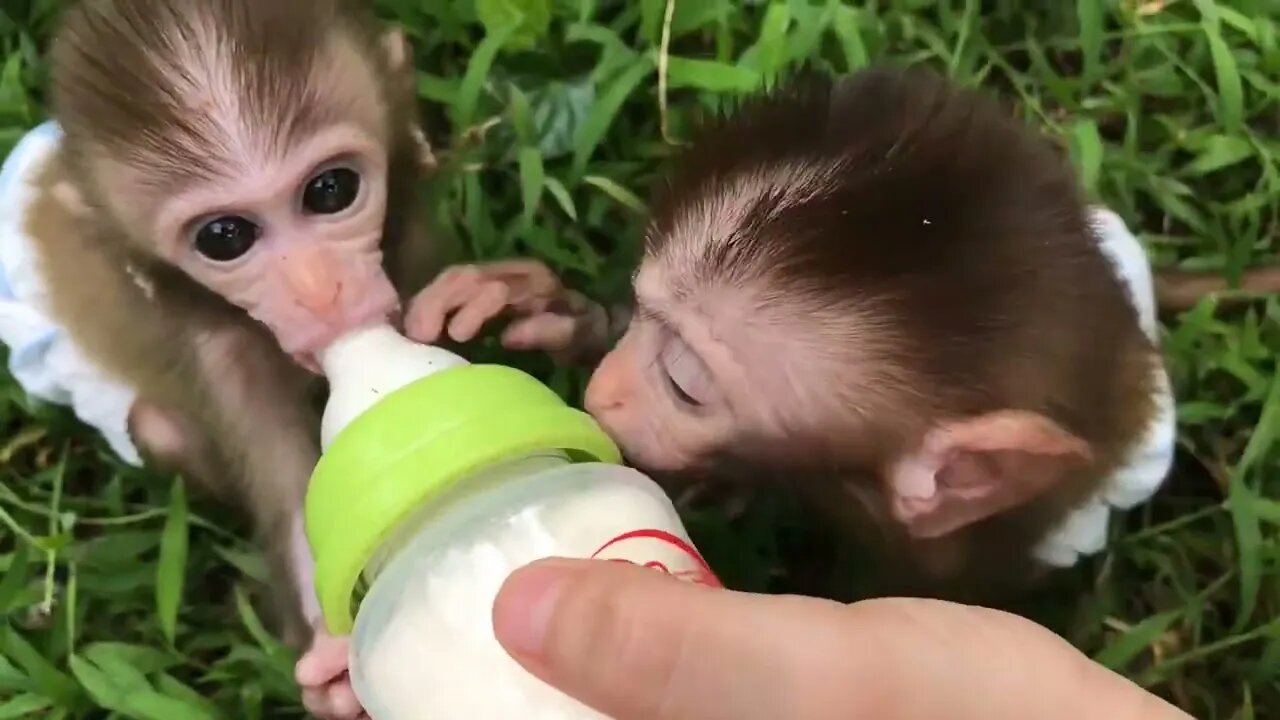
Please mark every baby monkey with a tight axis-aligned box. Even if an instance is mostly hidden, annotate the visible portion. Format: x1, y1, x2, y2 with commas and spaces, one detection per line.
408, 66, 1178, 600
0, 1, 441, 715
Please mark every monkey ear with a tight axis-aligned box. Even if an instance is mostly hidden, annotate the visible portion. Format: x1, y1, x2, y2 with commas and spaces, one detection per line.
380, 27, 413, 73
52, 180, 90, 218
888, 410, 1094, 539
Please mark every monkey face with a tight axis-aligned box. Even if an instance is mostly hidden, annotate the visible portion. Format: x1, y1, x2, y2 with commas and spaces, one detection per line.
585, 266, 782, 473
50, 3, 421, 372
145, 125, 399, 368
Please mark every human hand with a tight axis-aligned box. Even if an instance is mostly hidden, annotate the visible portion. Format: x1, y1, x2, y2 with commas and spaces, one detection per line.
295, 629, 367, 720
492, 558, 1193, 720
404, 260, 609, 365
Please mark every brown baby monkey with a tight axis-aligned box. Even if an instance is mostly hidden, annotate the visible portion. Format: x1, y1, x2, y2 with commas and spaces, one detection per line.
0, 0, 438, 716
406, 66, 1179, 604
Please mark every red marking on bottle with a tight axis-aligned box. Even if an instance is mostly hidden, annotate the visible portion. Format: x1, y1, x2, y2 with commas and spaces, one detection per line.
590, 528, 721, 588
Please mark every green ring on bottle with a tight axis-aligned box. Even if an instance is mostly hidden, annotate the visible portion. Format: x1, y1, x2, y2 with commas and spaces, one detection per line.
304, 364, 622, 634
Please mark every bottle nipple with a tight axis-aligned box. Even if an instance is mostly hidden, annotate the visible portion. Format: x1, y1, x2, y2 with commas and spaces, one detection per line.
318, 324, 469, 450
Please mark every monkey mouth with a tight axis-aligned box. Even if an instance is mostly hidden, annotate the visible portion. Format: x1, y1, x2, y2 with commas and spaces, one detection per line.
291, 351, 324, 375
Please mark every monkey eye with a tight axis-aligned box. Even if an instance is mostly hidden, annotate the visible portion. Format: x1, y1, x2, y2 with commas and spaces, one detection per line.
194, 215, 260, 262
659, 336, 714, 409
303, 168, 361, 215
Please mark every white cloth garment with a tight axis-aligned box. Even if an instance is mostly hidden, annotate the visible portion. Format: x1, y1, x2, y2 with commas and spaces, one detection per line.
1031, 207, 1177, 567
0, 120, 142, 465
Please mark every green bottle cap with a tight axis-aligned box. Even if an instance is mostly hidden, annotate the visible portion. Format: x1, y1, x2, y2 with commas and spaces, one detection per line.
304, 364, 621, 634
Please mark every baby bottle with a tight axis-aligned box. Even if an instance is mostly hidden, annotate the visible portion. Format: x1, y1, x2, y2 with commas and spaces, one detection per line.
304, 323, 720, 720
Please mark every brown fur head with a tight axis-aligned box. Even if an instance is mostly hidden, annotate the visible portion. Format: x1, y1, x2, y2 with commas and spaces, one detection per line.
46, 0, 431, 365
585, 66, 1159, 589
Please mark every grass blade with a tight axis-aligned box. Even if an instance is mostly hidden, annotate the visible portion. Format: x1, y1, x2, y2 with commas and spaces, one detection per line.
1069, 119, 1103, 194
583, 175, 648, 214
1202, 22, 1245, 132
452, 22, 518, 128
518, 147, 546, 226
1094, 610, 1183, 670
1076, 0, 1104, 83
155, 478, 188, 645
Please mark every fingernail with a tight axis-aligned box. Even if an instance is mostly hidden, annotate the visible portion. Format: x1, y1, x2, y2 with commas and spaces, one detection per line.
493, 558, 584, 658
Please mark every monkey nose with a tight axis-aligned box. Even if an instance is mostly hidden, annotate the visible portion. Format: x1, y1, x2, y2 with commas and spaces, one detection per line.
283, 253, 341, 312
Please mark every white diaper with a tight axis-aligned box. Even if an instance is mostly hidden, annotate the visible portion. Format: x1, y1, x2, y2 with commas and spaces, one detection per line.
0, 121, 142, 465
1031, 207, 1177, 567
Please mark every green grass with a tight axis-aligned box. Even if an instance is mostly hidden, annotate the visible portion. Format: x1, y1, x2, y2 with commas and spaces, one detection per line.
1, 0, 1278, 717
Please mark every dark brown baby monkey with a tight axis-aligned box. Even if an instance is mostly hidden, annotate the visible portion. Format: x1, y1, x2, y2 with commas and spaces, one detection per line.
12, 0, 438, 715
407, 66, 1180, 604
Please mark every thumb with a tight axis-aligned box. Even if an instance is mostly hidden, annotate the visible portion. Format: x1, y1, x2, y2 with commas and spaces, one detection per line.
491, 558, 870, 720
492, 559, 1195, 720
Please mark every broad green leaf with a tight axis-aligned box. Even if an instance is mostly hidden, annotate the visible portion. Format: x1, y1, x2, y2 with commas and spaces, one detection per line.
156, 477, 188, 645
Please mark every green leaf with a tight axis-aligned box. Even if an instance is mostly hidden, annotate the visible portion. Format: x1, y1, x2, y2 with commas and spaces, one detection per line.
475, 0, 551, 50
1185, 134, 1255, 175
0, 544, 30, 614
664, 56, 763, 93
1069, 119, 1103, 194
832, 6, 868, 70
155, 478, 188, 645
1076, 0, 1103, 83
544, 176, 578, 221
452, 22, 519, 128
582, 175, 648, 214
1227, 476, 1263, 632
518, 147, 546, 226
0, 694, 50, 719
572, 57, 655, 176
1203, 24, 1245, 132
0, 625, 78, 705
1094, 610, 1182, 670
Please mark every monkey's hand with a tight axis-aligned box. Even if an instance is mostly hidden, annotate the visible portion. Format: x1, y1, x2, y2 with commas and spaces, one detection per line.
405, 260, 611, 366
296, 630, 367, 720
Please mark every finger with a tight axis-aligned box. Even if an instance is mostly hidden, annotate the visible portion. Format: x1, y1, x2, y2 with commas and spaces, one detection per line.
493, 558, 856, 720
405, 266, 484, 342
496, 559, 1191, 720
484, 259, 560, 294
325, 677, 364, 719
301, 687, 336, 719
295, 634, 350, 686
447, 281, 511, 342
501, 313, 577, 352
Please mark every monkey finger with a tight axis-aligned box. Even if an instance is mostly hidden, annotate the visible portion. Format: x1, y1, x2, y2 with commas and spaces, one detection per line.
325, 677, 365, 719
484, 259, 561, 295
446, 281, 512, 342
295, 634, 350, 686
501, 313, 578, 353
405, 266, 489, 342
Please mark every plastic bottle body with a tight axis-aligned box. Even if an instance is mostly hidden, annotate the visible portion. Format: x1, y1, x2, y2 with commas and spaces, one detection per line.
348, 458, 715, 720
